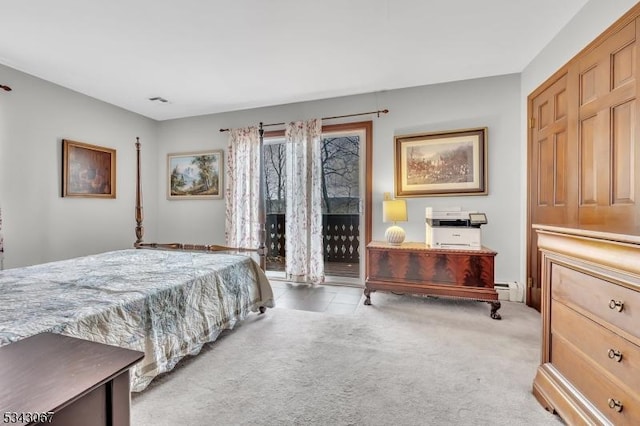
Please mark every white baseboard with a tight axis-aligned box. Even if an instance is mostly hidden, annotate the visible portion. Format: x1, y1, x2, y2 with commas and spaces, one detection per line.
494, 281, 524, 302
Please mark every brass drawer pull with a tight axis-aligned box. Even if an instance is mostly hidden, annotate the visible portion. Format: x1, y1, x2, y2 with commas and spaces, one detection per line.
608, 299, 624, 312
608, 398, 623, 412
607, 349, 623, 362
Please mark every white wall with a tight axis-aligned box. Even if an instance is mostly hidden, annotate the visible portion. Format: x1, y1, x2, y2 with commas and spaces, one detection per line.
0, 64, 159, 268
522, 0, 639, 96
518, 0, 638, 284
157, 74, 522, 283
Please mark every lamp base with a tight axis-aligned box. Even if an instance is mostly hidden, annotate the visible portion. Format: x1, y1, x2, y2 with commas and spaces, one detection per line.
385, 225, 406, 245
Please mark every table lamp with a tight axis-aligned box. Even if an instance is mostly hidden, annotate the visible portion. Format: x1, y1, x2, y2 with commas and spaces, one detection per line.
383, 199, 407, 245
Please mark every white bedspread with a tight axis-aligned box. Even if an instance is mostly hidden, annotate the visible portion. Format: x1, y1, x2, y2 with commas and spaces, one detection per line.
0, 249, 274, 391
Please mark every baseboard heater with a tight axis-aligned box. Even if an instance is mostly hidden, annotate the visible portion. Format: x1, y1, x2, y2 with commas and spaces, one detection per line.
494, 281, 524, 302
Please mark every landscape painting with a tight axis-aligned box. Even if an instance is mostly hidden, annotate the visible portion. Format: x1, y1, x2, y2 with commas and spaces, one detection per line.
395, 128, 487, 197
167, 150, 223, 199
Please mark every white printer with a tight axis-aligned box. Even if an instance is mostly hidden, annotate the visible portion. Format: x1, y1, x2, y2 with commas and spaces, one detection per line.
425, 207, 487, 249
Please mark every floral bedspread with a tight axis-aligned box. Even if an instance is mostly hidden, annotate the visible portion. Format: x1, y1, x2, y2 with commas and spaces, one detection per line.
0, 249, 274, 391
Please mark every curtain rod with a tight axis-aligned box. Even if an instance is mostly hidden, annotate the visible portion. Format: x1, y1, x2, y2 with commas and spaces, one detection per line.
219, 108, 389, 132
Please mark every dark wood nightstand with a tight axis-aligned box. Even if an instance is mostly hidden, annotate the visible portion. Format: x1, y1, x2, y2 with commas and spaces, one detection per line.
0, 333, 144, 426
365, 241, 501, 319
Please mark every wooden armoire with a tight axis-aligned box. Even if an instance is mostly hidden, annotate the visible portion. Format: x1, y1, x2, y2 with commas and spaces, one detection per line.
528, 3, 640, 311
528, 3, 640, 424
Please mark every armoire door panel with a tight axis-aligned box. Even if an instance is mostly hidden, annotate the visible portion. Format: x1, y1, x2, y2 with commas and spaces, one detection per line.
579, 66, 597, 106
555, 89, 567, 120
537, 137, 552, 206
595, 111, 613, 207
555, 131, 567, 206
538, 131, 568, 208
538, 100, 551, 130
612, 42, 635, 89
579, 115, 597, 206
612, 100, 635, 205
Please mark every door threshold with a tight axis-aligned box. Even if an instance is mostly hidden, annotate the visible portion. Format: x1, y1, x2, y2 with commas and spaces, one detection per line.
323, 276, 363, 287
266, 273, 363, 288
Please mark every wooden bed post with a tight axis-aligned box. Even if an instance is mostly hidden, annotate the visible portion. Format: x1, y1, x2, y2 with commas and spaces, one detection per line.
257, 123, 267, 271
134, 137, 144, 247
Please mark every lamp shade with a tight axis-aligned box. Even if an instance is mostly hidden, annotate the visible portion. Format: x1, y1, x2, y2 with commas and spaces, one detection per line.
382, 199, 407, 223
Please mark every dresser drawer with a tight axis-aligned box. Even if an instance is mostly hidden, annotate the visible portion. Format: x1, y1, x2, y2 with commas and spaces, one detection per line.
551, 263, 639, 339
551, 301, 640, 393
552, 334, 640, 425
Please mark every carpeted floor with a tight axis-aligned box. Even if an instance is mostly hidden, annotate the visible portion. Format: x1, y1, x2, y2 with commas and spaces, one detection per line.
131, 293, 561, 425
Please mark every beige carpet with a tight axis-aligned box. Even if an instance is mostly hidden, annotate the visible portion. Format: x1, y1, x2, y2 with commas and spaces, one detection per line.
131, 294, 561, 425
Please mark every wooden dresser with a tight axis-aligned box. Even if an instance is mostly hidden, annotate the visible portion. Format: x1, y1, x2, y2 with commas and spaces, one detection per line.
364, 241, 501, 319
0, 332, 144, 426
532, 225, 640, 425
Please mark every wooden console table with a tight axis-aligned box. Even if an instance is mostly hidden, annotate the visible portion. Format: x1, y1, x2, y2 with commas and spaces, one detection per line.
0, 332, 144, 426
365, 241, 501, 319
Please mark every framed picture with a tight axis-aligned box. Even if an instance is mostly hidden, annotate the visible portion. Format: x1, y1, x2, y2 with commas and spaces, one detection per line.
167, 150, 223, 199
394, 127, 488, 197
62, 139, 116, 198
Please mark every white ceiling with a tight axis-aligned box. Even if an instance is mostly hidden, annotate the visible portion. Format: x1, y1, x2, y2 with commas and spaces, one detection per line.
0, 0, 588, 121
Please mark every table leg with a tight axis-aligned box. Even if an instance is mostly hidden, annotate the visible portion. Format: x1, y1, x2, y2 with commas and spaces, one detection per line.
364, 288, 372, 305
488, 300, 502, 320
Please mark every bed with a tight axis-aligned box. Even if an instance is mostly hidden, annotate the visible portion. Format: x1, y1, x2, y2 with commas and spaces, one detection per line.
0, 131, 274, 392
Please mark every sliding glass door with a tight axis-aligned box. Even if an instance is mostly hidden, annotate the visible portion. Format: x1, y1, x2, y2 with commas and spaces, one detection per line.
319, 128, 362, 281
263, 122, 369, 283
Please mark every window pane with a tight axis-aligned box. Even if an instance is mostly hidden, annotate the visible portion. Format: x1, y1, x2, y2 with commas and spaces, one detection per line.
264, 141, 286, 214
320, 135, 360, 214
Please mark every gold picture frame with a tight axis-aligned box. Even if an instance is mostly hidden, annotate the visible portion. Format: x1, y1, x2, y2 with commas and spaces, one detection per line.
62, 139, 116, 198
395, 127, 488, 197
167, 150, 223, 200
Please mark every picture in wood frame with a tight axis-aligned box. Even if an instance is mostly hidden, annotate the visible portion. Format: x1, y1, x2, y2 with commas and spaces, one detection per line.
395, 127, 488, 197
62, 139, 116, 198
167, 150, 223, 199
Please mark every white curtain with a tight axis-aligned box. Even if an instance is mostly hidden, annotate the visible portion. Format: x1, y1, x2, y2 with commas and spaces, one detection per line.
285, 119, 324, 283
225, 127, 261, 250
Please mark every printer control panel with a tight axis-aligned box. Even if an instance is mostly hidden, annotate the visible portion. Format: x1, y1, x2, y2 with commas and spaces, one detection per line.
468, 212, 488, 227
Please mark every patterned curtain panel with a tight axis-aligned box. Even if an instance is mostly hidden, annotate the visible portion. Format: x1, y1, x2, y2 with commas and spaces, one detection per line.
225, 127, 261, 250
284, 119, 324, 283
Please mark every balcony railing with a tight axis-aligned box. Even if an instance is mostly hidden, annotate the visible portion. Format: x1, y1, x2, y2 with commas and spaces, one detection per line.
266, 213, 360, 267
